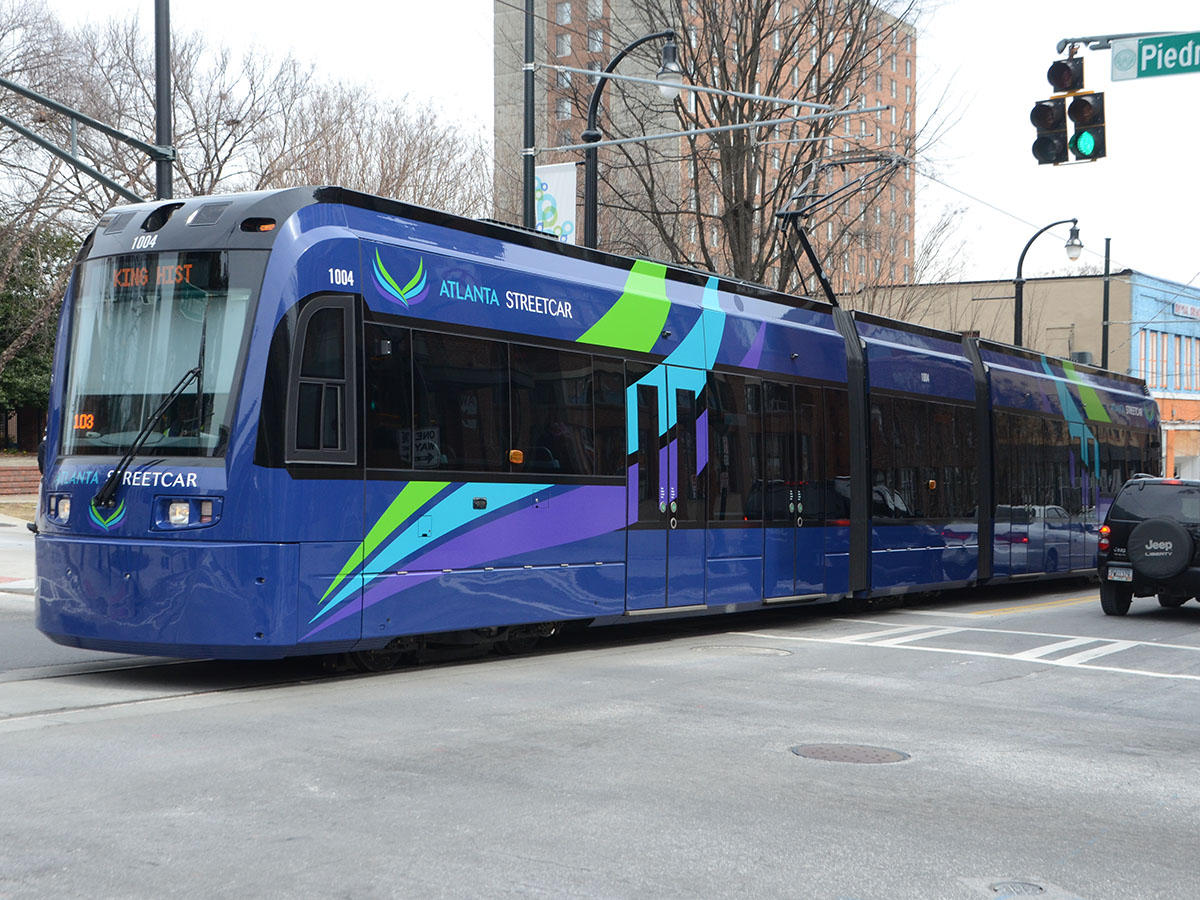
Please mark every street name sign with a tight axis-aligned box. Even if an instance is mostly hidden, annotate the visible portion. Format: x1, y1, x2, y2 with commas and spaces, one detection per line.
1112, 33, 1200, 81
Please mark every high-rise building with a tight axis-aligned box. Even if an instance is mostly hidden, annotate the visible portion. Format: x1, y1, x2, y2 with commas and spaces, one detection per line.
494, 1, 918, 297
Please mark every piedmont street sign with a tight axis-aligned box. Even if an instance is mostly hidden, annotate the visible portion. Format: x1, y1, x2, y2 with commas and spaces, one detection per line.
1112, 33, 1200, 81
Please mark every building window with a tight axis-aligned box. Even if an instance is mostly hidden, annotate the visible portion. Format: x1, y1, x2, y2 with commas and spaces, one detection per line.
1156, 331, 1166, 388
556, 97, 571, 119
587, 0, 602, 17
587, 61, 601, 83
556, 33, 571, 57
588, 28, 604, 53
556, 1, 571, 25
557, 69, 572, 88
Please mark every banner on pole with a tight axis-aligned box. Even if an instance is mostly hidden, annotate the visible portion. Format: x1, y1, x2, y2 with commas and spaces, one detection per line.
534, 162, 577, 244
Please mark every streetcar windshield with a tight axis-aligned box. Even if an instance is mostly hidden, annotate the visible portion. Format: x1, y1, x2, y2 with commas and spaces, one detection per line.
61, 250, 266, 457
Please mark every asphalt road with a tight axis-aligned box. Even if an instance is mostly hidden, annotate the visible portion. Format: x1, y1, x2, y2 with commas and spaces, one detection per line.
2, 527, 1199, 898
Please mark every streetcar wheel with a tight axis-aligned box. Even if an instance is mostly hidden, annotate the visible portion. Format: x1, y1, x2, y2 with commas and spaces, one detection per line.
494, 628, 540, 655
348, 647, 411, 672
1099, 581, 1132, 616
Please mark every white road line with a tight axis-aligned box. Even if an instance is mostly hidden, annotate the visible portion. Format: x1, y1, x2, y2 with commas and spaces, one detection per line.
867, 626, 963, 647
1010, 636, 1097, 660
836, 618, 1200, 652
836, 624, 938, 643
1053, 640, 1139, 666
729, 630, 1200, 683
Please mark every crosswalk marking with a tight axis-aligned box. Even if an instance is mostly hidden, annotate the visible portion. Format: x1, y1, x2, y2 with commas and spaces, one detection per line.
1053, 640, 1139, 666
866, 626, 963, 647
1009, 636, 1097, 660
729, 619, 1200, 683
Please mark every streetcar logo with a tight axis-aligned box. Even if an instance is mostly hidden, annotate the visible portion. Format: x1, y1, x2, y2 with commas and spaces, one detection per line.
373, 250, 428, 307
88, 498, 127, 531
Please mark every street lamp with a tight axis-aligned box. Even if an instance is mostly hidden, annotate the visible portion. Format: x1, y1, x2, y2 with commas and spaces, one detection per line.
1014, 218, 1082, 347
581, 30, 682, 250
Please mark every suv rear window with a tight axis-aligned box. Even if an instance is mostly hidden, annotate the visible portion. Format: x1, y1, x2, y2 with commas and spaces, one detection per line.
1110, 482, 1200, 523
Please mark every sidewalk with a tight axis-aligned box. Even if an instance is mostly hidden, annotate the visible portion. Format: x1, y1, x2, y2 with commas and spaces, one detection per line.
0, 507, 36, 597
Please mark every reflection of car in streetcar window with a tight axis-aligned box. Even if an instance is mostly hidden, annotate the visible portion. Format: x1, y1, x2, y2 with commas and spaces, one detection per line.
871, 483, 913, 519
940, 504, 1084, 580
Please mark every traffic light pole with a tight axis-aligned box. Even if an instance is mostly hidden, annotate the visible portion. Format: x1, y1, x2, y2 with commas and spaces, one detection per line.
1102, 237, 1112, 369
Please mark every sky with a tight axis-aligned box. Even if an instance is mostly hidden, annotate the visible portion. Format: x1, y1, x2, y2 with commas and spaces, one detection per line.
46, 0, 1200, 286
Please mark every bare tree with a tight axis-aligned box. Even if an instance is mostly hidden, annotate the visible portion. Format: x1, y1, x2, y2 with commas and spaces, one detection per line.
0, 0, 492, 388
272, 85, 492, 216
546, 0, 949, 305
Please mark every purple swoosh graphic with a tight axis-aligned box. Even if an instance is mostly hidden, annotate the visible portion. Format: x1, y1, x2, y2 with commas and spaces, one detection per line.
739, 323, 765, 369
303, 485, 625, 640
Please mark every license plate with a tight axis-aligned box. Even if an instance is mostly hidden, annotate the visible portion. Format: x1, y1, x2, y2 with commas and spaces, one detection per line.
1107, 567, 1133, 583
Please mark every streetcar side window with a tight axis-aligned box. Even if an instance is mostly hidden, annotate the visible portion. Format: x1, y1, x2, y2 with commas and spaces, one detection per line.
286, 296, 357, 465
593, 357, 625, 477
364, 323, 413, 469
511, 345, 594, 475
412, 331, 509, 472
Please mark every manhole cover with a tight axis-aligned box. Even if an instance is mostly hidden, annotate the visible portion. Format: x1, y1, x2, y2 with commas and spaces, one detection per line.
790, 743, 910, 764
989, 882, 1044, 896
692, 645, 791, 656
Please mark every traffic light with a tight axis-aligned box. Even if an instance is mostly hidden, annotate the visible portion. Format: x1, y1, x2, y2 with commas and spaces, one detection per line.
1046, 57, 1084, 93
1030, 98, 1067, 165
1068, 92, 1106, 160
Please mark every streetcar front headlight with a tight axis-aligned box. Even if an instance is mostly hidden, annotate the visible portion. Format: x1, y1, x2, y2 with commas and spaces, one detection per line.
168, 502, 191, 526
57, 497, 70, 522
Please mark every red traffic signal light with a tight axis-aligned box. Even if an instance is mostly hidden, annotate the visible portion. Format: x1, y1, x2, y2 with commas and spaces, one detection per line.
1030, 98, 1067, 165
1068, 92, 1106, 160
1047, 58, 1084, 93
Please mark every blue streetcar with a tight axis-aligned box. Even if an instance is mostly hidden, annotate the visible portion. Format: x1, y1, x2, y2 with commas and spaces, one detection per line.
35, 187, 1161, 661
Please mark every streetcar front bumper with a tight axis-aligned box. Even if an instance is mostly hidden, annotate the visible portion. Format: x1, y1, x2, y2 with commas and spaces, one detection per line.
35, 535, 302, 659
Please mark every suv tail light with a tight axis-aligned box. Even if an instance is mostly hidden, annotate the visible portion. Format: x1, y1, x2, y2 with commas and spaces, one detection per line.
1098, 523, 1111, 553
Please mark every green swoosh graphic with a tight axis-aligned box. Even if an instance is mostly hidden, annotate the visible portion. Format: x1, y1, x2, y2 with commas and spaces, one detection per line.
375, 248, 405, 296
319, 480, 448, 605
577, 259, 670, 352
400, 258, 425, 296
1062, 360, 1111, 422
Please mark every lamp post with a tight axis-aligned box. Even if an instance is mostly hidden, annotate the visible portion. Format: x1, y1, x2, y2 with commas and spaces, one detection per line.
1014, 218, 1082, 346
581, 30, 682, 250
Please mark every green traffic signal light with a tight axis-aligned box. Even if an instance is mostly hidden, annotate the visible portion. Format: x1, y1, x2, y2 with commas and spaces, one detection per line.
1067, 92, 1106, 160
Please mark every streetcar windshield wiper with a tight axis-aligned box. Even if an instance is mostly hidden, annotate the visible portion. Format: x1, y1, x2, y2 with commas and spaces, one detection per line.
92, 366, 202, 509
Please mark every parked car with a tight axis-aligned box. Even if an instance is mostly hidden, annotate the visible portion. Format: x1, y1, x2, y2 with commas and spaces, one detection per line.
1097, 475, 1200, 615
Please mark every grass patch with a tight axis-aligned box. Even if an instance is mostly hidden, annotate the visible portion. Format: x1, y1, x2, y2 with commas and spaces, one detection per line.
0, 500, 36, 523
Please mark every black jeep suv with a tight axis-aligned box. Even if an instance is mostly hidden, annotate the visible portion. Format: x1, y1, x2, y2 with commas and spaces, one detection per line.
1098, 475, 1200, 615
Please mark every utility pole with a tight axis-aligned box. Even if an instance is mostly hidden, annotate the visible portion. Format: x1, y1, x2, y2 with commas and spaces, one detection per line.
154, 0, 173, 199
0, 2, 175, 203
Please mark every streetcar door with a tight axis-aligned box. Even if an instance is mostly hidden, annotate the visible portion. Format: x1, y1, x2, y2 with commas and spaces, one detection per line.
625, 364, 706, 610
764, 383, 826, 599
763, 382, 795, 598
